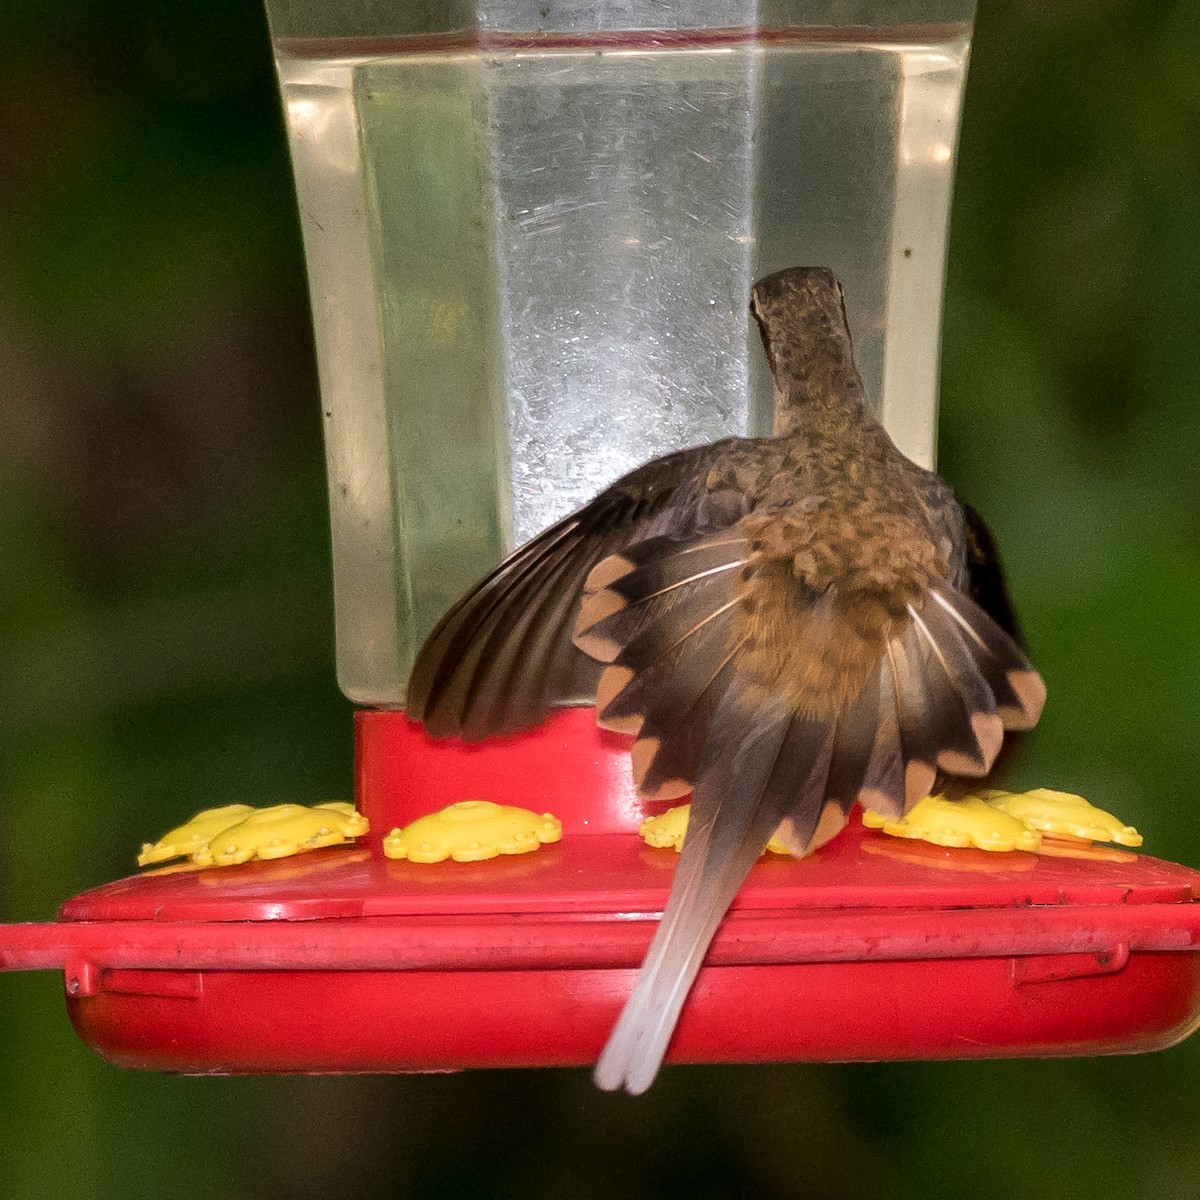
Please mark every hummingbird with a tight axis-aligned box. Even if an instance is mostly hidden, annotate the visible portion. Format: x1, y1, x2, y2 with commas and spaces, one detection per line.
406, 267, 1045, 1094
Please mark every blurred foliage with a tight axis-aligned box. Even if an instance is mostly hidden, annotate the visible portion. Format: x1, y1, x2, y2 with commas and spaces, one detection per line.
2, 1, 1200, 1198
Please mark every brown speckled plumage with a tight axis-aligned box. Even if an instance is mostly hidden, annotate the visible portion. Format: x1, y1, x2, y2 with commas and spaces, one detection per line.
406, 267, 1045, 1094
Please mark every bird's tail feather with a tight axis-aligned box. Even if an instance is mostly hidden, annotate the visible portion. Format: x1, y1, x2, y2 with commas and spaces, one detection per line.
593, 686, 838, 1094
578, 534, 750, 798
926, 588, 1045, 730
862, 587, 1045, 815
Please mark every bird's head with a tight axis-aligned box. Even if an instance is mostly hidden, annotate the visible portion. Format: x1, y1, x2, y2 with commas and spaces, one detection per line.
749, 266, 856, 388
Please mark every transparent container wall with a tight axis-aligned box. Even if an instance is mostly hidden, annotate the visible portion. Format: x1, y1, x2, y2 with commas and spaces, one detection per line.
266, 0, 976, 706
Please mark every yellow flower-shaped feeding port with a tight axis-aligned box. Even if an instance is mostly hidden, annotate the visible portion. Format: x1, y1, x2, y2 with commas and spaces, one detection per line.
383, 800, 562, 863
639, 804, 792, 856
986, 787, 1142, 847
138, 802, 367, 868
863, 796, 1042, 853
864, 788, 1142, 854
138, 804, 256, 866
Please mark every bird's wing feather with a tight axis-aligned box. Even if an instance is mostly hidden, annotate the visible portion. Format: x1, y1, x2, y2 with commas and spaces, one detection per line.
577, 533, 749, 797
406, 442, 745, 739
960, 501, 1025, 647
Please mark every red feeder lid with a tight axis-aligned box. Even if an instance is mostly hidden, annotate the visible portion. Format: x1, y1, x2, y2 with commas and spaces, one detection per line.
4, 707, 1200, 1075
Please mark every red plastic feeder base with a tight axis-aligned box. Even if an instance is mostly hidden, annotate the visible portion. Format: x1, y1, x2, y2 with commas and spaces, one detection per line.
4, 707, 1200, 1075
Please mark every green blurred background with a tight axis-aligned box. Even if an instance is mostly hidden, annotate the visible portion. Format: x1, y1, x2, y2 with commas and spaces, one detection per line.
3, 1, 1200, 1197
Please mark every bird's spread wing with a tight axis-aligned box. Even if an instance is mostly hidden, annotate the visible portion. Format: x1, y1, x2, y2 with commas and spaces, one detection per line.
578, 529, 1045, 1093
405, 441, 746, 740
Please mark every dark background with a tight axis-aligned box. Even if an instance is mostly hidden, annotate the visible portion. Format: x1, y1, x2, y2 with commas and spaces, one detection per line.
3, 2, 1200, 1197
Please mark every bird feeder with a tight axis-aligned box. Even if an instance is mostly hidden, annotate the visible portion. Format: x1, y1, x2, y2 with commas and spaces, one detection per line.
5, 0, 1200, 1075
